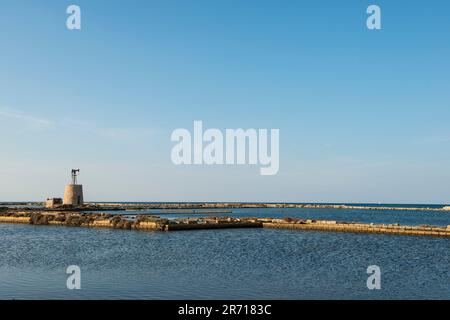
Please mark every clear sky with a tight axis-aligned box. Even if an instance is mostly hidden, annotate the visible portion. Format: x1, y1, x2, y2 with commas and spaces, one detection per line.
1, 0, 450, 203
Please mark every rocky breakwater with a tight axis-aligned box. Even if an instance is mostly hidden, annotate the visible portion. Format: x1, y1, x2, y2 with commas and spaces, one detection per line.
0, 212, 261, 232
0, 211, 167, 230
0, 210, 31, 224
0, 212, 449, 237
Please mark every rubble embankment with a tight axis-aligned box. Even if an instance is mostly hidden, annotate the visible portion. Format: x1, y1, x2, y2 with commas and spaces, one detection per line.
0, 211, 449, 237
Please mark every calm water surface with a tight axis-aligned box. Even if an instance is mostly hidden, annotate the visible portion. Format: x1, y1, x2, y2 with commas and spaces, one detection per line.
113, 207, 450, 227
0, 208, 449, 299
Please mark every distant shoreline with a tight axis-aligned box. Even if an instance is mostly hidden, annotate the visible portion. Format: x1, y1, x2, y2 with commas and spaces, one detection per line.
1, 202, 450, 212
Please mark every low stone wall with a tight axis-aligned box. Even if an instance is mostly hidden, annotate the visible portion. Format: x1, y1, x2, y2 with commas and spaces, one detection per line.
48, 219, 164, 230
137, 221, 162, 230
165, 221, 262, 231
0, 216, 31, 224
263, 221, 450, 237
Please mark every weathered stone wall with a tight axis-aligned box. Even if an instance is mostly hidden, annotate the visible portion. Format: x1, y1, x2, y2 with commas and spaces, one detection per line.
0, 216, 30, 224
45, 198, 63, 208
263, 220, 450, 237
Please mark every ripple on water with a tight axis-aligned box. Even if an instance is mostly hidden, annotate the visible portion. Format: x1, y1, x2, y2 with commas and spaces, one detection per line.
0, 223, 449, 299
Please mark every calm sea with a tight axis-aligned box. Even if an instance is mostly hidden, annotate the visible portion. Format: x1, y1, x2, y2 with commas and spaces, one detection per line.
0, 207, 449, 299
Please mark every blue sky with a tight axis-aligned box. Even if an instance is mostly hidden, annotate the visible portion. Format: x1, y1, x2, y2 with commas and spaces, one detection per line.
1, 0, 450, 203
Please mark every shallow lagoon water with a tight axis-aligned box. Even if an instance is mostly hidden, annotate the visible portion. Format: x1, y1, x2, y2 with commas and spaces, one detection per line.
113, 207, 450, 227
1, 207, 449, 300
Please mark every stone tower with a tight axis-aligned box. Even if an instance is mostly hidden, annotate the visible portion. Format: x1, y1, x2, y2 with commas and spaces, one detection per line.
63, 169, 84, 206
